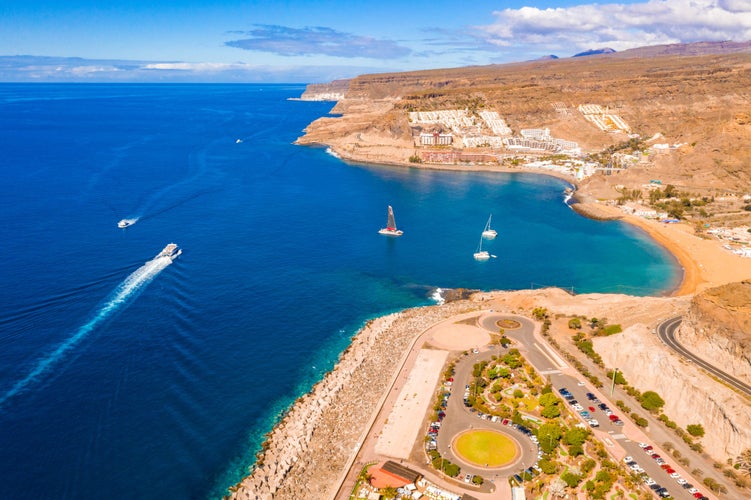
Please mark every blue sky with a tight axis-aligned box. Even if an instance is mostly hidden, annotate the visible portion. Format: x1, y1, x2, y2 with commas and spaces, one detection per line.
2, 0, 750, 82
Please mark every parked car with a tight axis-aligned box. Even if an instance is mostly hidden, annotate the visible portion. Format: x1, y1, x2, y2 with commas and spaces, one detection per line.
464, 473, 472, 483
588, 419, 599, 427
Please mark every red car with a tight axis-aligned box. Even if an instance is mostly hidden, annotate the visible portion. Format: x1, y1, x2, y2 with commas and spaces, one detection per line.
644, 446, 653, 451
608, 414, 619, 421
661, 464, 671, 470
588, 406, 596, 412
693, 493, 704, 499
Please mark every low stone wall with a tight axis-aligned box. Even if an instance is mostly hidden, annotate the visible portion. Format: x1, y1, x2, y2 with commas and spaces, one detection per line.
229, 301, 478, 500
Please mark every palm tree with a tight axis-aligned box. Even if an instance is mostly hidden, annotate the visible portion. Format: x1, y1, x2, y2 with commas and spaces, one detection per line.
380, 486, 398, 499
737, 448, 751, 477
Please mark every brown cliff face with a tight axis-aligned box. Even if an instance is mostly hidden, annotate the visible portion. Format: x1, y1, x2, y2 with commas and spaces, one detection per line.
678, 281, 751, 383
597, 325, 751, 461
302, 41, 751, 193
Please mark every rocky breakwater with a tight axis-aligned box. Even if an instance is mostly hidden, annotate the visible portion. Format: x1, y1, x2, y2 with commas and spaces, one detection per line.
677, 280, 751, 384
229, 300, 478, 500
595, 323, 751, 461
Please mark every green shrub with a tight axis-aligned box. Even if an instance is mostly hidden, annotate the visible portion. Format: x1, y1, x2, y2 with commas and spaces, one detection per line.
687, 424, 705, 437
538, 458, 558, 474
562, 472, 582, 488
640, 391, 665, 412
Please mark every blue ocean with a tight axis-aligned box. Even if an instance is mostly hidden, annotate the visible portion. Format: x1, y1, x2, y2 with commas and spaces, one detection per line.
0, 84, 679, 499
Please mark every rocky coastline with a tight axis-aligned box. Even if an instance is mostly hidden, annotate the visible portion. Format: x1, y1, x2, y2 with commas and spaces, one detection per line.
228, 301, 478, 499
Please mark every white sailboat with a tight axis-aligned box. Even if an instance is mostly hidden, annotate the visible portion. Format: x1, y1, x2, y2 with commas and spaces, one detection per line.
473, 235, 491, 261
378, 205, 403, 236
481, 214, 497, 239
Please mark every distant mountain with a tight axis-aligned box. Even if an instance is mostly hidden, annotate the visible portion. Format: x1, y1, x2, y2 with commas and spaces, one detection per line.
613, 39, 751, 58
573, 48, 616, 57
536, 55, 559, 61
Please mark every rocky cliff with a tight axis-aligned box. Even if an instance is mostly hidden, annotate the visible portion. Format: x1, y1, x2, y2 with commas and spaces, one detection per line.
596, 324, 751, 461
677, 281, 751, 384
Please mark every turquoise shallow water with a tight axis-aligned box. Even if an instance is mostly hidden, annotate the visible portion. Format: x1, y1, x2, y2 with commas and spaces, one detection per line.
0, 83, 679, 499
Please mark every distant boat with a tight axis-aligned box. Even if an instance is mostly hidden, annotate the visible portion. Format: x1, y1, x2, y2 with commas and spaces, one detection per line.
118, 218, 138, 229
481, 214, 497, 239
158, 243, 182, 260
378, 205, 403, 236
236, 138, 243, 144
473, 234, 491, 261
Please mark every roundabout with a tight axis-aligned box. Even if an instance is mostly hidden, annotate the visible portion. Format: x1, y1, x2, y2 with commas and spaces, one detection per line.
453, 429, 519, 468
496, 318, 521, 330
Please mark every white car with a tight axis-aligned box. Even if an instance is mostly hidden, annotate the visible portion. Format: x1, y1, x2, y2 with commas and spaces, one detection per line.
670, 472, 681, 479
644, 478, 656, 486
677, 479, 688, 485
688, 488, 699, 494
623, 456, 634, 463
638, 442, 649, 448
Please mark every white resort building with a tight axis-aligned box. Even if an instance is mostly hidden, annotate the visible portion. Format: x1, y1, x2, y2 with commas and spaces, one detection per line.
419, 132, 453, 146
578, 104, 631, 133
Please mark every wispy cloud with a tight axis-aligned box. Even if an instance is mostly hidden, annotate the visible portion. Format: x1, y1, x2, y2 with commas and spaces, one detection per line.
0, 55, 381, 83
225, 25, 412, 59
477, 0, 751, 53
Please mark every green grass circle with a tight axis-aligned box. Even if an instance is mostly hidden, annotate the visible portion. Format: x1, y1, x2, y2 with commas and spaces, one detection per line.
497, 319, 521, 329
453, 430, 518, 467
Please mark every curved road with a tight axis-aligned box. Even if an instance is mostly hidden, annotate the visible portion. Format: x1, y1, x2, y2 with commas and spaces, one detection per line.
436, 315, 539, 484
657, 316, 751, 396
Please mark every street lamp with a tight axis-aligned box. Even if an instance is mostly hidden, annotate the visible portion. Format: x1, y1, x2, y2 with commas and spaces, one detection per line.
610, 367, 618, 397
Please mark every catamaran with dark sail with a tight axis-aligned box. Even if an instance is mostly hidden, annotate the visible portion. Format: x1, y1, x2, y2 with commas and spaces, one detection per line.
378, 205, 403, 237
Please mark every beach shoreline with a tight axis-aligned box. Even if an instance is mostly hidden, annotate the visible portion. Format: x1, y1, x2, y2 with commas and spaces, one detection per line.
310, 139, 715, 297
225, 124, 751, 498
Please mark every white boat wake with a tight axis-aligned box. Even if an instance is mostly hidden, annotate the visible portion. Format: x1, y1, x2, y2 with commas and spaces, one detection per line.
0, 254, 175, 409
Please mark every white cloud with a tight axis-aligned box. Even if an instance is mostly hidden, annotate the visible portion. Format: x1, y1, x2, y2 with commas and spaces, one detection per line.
479, 0, 751, 53
143, 62, 255, 72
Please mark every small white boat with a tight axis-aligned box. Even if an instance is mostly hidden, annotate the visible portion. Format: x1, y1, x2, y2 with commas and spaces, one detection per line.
378, 205, 403, 236
118, 218, 137, 229
473, 234, 490, 261
482, 214, 497, 239
158, 243, 182, 260
236, 138, 243, 144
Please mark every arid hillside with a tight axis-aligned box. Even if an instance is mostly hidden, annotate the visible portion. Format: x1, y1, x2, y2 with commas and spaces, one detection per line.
300, 41, 751, 195
679, 280, 751, 384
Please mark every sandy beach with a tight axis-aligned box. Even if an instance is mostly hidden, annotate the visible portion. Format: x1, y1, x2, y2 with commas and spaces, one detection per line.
227, 132, 751, 499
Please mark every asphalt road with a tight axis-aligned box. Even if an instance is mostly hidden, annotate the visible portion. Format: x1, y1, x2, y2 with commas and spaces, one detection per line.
482, 314, 701, 500
657, 316, 751, 396
435, 316, 539, 488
